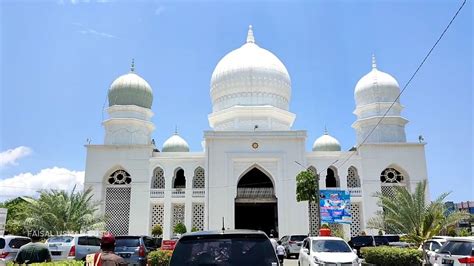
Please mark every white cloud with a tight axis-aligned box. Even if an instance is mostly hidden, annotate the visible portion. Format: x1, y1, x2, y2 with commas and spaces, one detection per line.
0, 146, 32, 168
78, 28, 117, 39
0, 167, 84, 200
155, 6, 165, 16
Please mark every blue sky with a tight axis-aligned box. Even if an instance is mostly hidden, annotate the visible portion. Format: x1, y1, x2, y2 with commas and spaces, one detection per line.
0, 0, 472, 201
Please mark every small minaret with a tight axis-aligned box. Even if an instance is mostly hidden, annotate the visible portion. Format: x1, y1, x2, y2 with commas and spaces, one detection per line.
104, 60, 155, 145
352, 55, 408, 144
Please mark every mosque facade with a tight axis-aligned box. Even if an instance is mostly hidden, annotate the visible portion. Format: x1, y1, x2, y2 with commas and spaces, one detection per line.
84, 26, 429, 239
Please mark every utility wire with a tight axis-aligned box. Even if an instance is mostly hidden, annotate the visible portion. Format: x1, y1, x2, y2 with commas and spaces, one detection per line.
315, 0, 467, 177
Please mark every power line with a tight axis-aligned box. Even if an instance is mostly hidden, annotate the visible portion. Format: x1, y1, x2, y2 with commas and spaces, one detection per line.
316, 0, 467, 176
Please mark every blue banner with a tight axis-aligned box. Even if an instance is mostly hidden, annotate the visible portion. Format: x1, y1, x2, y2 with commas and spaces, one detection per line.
319, 190, 351, 224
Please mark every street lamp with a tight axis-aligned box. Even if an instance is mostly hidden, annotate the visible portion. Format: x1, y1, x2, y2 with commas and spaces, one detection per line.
295, 161, 321, 236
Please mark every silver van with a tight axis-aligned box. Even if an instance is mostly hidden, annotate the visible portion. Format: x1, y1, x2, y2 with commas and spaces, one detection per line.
0, 235, 31, 262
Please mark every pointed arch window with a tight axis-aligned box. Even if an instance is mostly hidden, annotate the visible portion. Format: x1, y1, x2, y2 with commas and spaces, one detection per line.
325, 167, 339, 188
173, 168, 186, 189
192, 167, 205, 189
347, 166, 361, 188
108, 170, 131, 185
380, 168, 404, 184
152, 167, 165, 189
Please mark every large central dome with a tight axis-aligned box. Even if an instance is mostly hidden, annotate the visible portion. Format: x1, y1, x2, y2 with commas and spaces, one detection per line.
210, 25, 291, 113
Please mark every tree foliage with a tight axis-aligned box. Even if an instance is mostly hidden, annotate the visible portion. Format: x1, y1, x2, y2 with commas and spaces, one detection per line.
22, 186, 104, 234
151, 224, 163, 237
367, 180, 469, 246
0, 197, 29, 235
296, 170, 320, 236
173, 222, 187, 235
296, 170, 318, 202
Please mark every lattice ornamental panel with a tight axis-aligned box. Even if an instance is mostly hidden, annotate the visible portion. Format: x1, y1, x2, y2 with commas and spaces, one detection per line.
309, 201, 320, 235
350, 203, 361, 237
193, 167, 205, 189
347, 167, 360, 188
381, 185, 405, 200
151, 204, 164, 229
172, 204, 185, 227
105, 187, 131, 235
192, 203, 205, 231
152, 167, 165, 189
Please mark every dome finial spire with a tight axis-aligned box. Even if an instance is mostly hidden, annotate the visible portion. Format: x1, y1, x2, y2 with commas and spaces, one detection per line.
371, 53, 377, 69
324, 125, 328, 135
246, 25, 255, 44
130, 58, 135, 72
174, 125, 178, 135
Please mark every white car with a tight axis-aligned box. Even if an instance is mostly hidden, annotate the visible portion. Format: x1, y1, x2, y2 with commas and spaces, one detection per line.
432, 237, 474, 266
298, 236, 359, 266
422, 238, 447, 264
45, 234, 101, 261
0, 235, 31, 262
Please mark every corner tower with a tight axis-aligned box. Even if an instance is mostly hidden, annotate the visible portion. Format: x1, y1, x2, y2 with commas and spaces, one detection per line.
352, 55, 408, 144
103, 60, 155, 145
208, 25, 296, 131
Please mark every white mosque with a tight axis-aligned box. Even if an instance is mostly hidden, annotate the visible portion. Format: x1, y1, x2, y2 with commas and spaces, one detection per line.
84, 26, 429, 239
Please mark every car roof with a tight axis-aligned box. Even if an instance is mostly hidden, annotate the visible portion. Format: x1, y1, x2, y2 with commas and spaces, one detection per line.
445, 236, 474, 242
182, 229, 268, 237
1, 235, 31, 240
306, 236, 346, 241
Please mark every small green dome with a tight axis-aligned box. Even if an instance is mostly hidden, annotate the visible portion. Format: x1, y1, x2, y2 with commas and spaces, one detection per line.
108, 72, 153, 109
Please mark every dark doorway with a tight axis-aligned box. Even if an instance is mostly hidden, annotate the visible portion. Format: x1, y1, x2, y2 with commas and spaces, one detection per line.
174, 169, 186, 188
326, 168, 337, 188
235, 203, 278, 237
235, 167, 278, 237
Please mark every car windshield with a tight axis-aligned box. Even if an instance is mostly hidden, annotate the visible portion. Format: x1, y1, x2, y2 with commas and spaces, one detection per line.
115, 237, 140, 247
290, 235, 307, 242
171, 235, 277, 265
47, 236, 74, 243
438, 241, 473, 256
312, 240, 352, 253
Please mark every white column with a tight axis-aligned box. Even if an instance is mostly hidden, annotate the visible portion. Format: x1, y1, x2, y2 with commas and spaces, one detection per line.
163, 168, 173, 239
185, 167, 193, 232
339, 167, 349, 189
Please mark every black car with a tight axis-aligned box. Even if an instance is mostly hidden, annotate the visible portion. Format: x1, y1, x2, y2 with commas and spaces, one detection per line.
170, 230, 279, 266
348, 235, 389, 257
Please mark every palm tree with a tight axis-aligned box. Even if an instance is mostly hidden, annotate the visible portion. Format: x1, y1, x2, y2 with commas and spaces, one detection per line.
23, 186, 104, 234
296, 170, 320, 236
367, 180, 469, 246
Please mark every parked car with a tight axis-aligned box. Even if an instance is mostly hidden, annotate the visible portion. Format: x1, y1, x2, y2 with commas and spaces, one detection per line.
422, 238, 447, 264
169, 230, 280, 265
114, 235, 158, 265
0, 235, 31, 262
433, 237, 474, 266
46, 234, 101, 261
280, 234, 307, 258
299, 236, 359, 266
348, 235, 389, 257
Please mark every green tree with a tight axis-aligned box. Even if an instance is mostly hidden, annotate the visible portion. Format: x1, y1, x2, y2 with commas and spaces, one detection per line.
367, 180, 469, 246
22, 186, 105, 234
173, 222, 187, 235
151, 224, 163, 237
296, 170, 319, 236
0, 197, 29, 235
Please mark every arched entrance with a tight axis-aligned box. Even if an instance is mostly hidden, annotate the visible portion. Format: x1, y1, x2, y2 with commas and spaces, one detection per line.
235, 167, 278, 237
